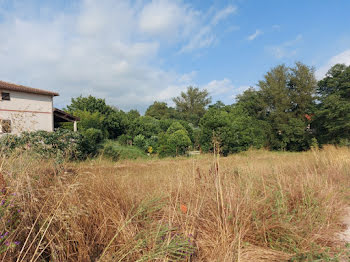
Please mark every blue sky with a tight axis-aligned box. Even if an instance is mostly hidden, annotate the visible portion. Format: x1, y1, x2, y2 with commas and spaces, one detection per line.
0, 0, 350, 112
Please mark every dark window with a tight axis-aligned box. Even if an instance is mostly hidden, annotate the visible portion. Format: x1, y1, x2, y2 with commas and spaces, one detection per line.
1, 92, 10, 101
1, 120, 11, 133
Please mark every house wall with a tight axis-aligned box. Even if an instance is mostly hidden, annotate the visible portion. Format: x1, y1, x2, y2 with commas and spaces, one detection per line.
0, 90, 54, 135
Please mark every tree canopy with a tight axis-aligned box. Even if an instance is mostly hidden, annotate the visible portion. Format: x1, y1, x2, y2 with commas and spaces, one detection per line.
61, 62, 350, 158
172, 86, 212, 126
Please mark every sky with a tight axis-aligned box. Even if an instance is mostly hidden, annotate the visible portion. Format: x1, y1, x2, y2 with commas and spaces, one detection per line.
0, 0, 350, 112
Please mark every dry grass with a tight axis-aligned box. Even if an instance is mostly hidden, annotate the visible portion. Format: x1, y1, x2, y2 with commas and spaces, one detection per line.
1, 146, 350, 261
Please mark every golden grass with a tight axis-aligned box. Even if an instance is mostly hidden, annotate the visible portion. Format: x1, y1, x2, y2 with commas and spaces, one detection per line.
1, 146, 350, 261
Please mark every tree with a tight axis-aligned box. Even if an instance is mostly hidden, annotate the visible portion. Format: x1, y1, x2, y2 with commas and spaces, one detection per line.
145, 102, 178, 120
199, 106, 268, 155
236, 88, 266, 120
128, 116, 161, 139
158, 122, 192, 157
257, 62, 316, 150
66, 95, 113, 115
66, 95, 128, 139
167, 130, 191, 156
315, 64, 350, 144
172, 86, 212, 126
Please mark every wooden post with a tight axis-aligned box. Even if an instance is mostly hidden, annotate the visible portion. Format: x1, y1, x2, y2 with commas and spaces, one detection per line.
74, 121, 77, 132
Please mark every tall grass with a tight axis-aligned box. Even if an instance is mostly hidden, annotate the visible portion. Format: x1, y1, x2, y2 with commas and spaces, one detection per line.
0, 146, 350, 261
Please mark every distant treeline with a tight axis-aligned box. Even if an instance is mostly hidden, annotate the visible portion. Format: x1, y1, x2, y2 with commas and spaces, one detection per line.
61, 62, 350, 157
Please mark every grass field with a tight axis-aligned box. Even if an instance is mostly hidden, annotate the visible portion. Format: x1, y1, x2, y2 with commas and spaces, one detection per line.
1, 146, 350, 261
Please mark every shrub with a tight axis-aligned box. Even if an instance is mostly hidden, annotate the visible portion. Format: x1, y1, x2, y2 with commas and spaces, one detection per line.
133, 134, 146, 150
167, 129, 191, 156
0, 129, 83, 161
102, 141, 146, 160
79, 128, 104, 157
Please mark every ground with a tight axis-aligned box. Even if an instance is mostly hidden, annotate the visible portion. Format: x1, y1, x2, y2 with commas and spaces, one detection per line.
1, 147, 350, 261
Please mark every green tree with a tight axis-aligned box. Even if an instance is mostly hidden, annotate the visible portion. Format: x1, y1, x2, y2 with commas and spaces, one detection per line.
158, 122, 192, 157
257, 62, 316, 150
66, 95, 113, 115
236, 88, 266, 120
128, 116, 161, 139
172, 86, 212, 126
167, 130, 191, 156
200, 106, 267, 155
66, 95, 128, 139
145, 102, 178, 120
315, 64, 350, 144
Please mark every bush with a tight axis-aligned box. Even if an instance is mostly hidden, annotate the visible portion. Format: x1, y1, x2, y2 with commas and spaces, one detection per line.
167, 130, 191, 156
0, 129, 84, 161
0, 128, 105, 161
79, 128, 104, 157
133, 134, 146, 150
102, 141, 146, 160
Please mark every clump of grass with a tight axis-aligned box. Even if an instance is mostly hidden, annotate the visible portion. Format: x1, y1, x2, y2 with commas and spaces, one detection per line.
0, 146, 349, 261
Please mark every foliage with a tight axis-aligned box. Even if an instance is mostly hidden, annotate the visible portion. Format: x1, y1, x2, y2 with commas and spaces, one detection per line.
145, 101, 178, 120
166, 129, 192, 156
58, 62, 350, 157
172, 86, 212, 126
158, 122, 192, 157
65, 95, 128, 139
0, 129, 86, 161
72, 110, 107, 137
235, 62, 317, 151
102, 140, 146, 160
314, 64, 350, 144
128, 116, 161, 139
79, 128, 104, 157
199, 106, 267, 155
133, 134, 147, 151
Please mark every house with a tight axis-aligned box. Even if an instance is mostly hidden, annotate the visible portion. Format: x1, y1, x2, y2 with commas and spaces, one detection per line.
0, 80, 78, 135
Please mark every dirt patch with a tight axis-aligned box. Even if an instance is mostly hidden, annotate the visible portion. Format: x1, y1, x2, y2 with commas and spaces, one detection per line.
338, 207, 350, 242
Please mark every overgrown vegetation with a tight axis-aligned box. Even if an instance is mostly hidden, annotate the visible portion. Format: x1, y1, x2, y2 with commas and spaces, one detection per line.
51, 62, 350, 159
0, 147, 349, 261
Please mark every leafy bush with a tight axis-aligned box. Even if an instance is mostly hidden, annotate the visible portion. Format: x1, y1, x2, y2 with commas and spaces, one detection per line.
79, 128, 104, 157
102, 141, 146, 160
133, 134, 147, 150
0, 128, 105, 161
117, 134, 132, 146
167, 129, 191, 156
200, 106, 267, 155
158, 123, 192, 157
0, 129, 83, 161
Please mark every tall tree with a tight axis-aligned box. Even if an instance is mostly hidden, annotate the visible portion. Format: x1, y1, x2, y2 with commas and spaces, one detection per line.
172, 86, 212, 126
145, 101, 178, 120
315, 64, 350, 144
236, 88, 266, 119
257, 62, 316, 150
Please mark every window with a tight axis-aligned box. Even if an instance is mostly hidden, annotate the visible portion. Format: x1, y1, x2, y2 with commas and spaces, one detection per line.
1, 120, 11, 133
1, 92, 10, 101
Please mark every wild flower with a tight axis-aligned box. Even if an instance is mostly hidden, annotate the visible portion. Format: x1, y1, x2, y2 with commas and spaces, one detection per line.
0, 193, 21, 254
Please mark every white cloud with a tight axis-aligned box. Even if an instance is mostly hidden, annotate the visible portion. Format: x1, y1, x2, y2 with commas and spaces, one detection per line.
247, 29, 262, 41
202, 78, 249, 104
179, 5, 237, 53
138, 0, 198, 39
211, 5, 237, 26
316, 49, 350, 79
203, 78, 234, 96
268, 34, 302, 59
0, 0, 236, 112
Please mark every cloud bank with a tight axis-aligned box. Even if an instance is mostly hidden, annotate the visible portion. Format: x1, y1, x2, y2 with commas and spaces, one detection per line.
0, 0, 237, 111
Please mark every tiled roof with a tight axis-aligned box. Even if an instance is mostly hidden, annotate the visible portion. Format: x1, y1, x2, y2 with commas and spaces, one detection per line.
0, 80, 59, 96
